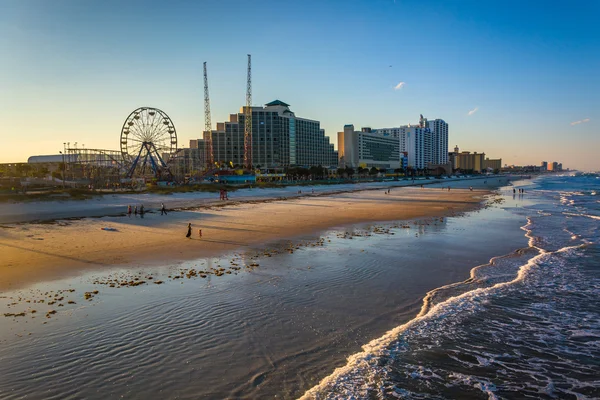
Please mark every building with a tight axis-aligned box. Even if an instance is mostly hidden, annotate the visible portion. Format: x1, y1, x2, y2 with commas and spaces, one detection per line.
27, 155, 64, 164
541, 161, 548, 171
426, 118, 449, 165
450, 146, 486, 172
375, 125, 430, 169
483, 158, 502, 171
338, 125, 402, 169
547, 161, 564, 172
375, 115, 448, 170
204, 100, 337, 169
448, 145, 459, 170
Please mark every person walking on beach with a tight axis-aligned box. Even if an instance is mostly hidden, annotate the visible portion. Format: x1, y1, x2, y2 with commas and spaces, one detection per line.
186, 223, 192, 238
134, 205, 138, 216
198, 229, 202, 238
469, 186, 473, 191
513, 188, 516, 194
448, 186, 451, 191
160, 203, 167, 215
127, 205, 132, 218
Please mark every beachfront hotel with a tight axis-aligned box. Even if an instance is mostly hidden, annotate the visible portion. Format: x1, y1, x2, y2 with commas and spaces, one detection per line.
427, 118, 449, 165
337, 125, 404, 169
483, 158, 502, 171
448, 146, 503, 172
200, 100, 338, 169
450, 146, 485, 171
375, 115, 449, 170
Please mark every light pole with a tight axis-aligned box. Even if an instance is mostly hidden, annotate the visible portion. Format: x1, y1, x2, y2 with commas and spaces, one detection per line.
59, 151, 65, 189
62, 142, 66, 189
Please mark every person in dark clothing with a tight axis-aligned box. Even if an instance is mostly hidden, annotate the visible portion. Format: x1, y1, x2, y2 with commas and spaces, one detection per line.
186, 223, 192, 238
161, 203, 167, 215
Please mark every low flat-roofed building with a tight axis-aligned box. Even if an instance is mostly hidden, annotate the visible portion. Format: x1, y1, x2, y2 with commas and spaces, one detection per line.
483, 158, 502, 171
338, 125, 402, 169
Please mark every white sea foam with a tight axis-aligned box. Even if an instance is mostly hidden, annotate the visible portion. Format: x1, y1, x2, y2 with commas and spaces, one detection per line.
299, 208, 592, 400
563, 211, 600, 220
300, 222, 546, 399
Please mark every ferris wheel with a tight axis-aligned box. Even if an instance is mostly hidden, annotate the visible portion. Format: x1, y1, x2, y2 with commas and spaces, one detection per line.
120, 107, 177, 178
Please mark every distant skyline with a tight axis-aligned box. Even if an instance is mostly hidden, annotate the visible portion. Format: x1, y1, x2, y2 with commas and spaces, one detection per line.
1, 0, 599, 170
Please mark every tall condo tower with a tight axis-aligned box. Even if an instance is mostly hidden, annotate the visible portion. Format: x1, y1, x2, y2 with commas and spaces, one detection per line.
203, 62, 213, 168
244, 54, 252, 169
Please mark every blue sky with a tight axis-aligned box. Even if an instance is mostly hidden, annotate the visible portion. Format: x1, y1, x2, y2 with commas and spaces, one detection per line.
1, 0, 599, 170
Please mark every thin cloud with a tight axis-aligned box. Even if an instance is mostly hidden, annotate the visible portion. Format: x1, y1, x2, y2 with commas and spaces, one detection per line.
394, 82, 405, 90
570, 118, 590, 126
467, 107, 478, 116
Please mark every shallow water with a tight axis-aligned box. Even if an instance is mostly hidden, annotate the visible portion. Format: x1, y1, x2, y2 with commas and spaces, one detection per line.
303, 174, 600, 400
0, 189, 528, 399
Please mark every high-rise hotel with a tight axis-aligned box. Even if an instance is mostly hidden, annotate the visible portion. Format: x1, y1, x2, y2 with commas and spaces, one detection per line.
375, 115, 449, 170
201, 100, 338, 168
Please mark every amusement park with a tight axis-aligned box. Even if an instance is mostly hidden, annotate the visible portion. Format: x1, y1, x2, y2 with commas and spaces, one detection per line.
53, 56, 260, 189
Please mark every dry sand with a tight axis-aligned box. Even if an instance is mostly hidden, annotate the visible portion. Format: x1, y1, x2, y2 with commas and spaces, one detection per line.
0, 187, 492, 291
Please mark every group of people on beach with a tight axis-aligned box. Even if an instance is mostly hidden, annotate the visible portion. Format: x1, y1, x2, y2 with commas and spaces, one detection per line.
219, 189, 229, 201
127, 204, 145, 217
186, 223, 202, 239
126, 203, 168, 217
513, 188, 525, 194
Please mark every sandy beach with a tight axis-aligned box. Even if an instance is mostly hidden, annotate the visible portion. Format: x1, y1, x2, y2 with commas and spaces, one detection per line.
0, 183, 494, 291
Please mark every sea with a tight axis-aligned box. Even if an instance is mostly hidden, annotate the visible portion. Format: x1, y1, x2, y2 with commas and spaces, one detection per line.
0, 174, 598, 400
303, 173, 600, 399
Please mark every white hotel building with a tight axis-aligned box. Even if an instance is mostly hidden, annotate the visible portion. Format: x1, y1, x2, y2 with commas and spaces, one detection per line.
375, 116, 449, 170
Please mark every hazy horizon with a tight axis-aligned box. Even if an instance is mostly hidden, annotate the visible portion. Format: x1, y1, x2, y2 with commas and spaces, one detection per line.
1, 0, 598, 170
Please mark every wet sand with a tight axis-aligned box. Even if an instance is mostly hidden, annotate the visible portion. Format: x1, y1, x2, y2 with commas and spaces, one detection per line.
0, 185, 531, 399
0, 185, 492, 291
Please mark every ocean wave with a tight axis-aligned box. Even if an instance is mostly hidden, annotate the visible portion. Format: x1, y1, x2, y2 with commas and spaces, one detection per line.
563, 211, 600, 221
300, 205, 593, 400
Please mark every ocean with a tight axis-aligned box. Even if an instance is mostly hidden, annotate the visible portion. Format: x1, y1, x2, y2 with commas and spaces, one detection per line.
303, 173, 600, 399
0, 175, 598, 399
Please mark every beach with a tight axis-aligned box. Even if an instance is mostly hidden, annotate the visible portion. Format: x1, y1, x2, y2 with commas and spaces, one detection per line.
0, 179, 503, 291
0, 177, 545, 399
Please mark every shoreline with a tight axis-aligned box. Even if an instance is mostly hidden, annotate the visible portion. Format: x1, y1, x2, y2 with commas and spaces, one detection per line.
0, 181, 532, 400
0, 181, 500, 292
0, 175, 514, 225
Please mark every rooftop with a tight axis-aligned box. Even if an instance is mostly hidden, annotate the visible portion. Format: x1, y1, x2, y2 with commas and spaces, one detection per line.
265, 100, 290, 107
